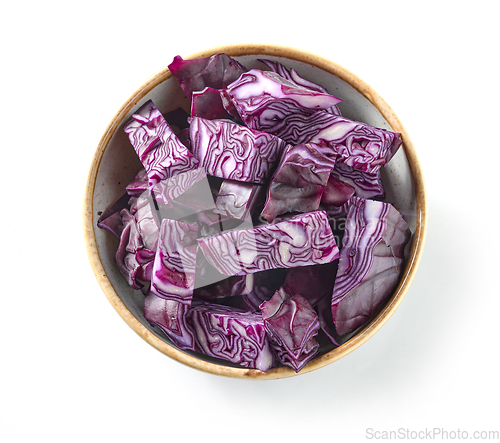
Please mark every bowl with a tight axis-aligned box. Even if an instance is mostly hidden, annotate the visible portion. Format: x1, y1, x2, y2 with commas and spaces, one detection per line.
83, 43, 427, 379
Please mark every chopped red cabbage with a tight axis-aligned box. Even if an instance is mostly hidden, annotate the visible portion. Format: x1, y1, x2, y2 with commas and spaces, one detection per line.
261, 143, 336, 222
97, 53, 412, 372
258, 58, 342, 116
269, 110, 402, 173
151, 167, 213, 211
96, 192, 129, 238
190, 117, 287, 184
115, 208, 157, 290
168, 54, 247, 98
315, 292, 341, 347
260, 288, 320, 372
226, 69, 341, 133
330, 162, 385, 199
129, 192, 159, 251
197, 211, 339, 276
214, 180, 264, 221
261, 184, 325, 224
125, 168, 149, 196
191, 87, 236, 121
282, 261, 338, 307
150, 219, 198, 305
331, 196, 411, 335
240, 268, 288, 311
123, 100, 199, 190
193, 274, 249, 301
320, 174, 356, 207
144, 293, 196, 351
188, 301, 275, 371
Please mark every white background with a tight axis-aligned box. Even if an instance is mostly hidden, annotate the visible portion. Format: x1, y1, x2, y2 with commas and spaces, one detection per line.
2, 1, 499, 442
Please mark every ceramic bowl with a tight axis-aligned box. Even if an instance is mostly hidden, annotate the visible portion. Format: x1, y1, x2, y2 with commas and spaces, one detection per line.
83, 43, 427, 379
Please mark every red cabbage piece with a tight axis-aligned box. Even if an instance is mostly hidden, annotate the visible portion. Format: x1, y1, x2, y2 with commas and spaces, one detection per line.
163, 107, 190, 131
96, 193, 130, 238
269, 143, 336, 188
128, 192, 160, 251
240, 268, 288, 311
150, 219, 198, 305
197, 210, 339, 276
192, 246, 245, 292
188, 302, 275, 371
194, 209, 245, 238
144, 293, 196, 351
315, 292, 341, 347
191, 87, 236, 121
260, 288, 320, 372
320, 174, 356, 207
168, 54, 247, 98
261, 143, 336, 222
126, 168, 149, 196
123, 100, 199, 190
112, 192, 159, 290
261, 184, 325, 224
97, 210, 124, 239
115, 208, 157, 290
226, 69, 341, 133
193, 274, 249, 301
331, 196, 411, 335
115, 209, 143, 289
282, 261, 338, 307
177, 128, 191, 150
258, 58, 342, 116
330, 162, 385, 199
214, 180, 264, 220
151, 167, 216, 222
268, 110, 402, 173
130, 198, 160, 274
190, 117, 287, 184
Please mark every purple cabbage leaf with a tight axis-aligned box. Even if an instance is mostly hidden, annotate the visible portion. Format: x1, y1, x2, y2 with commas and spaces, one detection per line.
123, 100, 199, 190
115, 207, 158, 290
330, 162, 385, 200
144, 292, 196, 351
214, 179, 265, 221
315, 292, 342, 347
96, 193, 130, 238
111, 191, 160, 290
128, 192, 160, 251
190, 117, 287, 184
163, 107, 190, 131
258, 59, 341, 116
282, 261, 338, 307
267, 110, 402, 173
125, 168, 149, 196
320, 174, 356, 208
188, 301, 275, 371
240, 268, 288, 311
150, 219, 198, 305
193, 273, 250, 301
331, 196, 411, 335
261, 143, 336, 222
197, 210, 339, 276
191, 87, 237, 121
260, 288, 320, 372
151, 167, 218, 223
226, 69, 342, 133
168, 53, 247, 99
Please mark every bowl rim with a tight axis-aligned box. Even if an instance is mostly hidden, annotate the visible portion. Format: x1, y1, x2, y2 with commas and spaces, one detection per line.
83, 43, 427, 379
